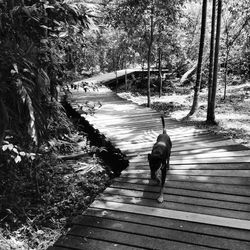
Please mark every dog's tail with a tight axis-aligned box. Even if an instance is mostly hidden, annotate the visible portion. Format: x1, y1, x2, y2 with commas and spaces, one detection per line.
161, 115, 166, 134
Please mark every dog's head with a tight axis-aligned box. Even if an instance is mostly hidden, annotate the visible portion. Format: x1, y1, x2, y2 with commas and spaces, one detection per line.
148, 153, 161, 180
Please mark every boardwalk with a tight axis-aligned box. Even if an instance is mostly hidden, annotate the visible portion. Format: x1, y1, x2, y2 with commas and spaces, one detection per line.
50, 76, 250, 249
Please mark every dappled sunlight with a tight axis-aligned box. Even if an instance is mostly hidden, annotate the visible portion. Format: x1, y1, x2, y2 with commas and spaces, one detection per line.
217, 113, 249, 121
167, 174, 210, 182
105, 103, 138, 111
175, 147, 228, 155
220, 120, 250, 133
129, 154, 148, 162
173, 150, 249, 160
72, 69, 250, 245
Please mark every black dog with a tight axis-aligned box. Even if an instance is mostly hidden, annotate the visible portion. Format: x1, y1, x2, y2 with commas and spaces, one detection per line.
148, 115, 172, 203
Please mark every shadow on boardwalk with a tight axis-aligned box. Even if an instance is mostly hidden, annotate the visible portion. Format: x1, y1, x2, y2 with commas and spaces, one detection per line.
49, 76, 250, 250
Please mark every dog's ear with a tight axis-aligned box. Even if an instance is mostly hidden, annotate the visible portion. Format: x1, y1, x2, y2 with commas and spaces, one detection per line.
148, 153, 151, 161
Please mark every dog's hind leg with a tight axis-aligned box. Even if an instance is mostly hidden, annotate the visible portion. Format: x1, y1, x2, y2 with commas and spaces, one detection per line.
157, 162, 167, 203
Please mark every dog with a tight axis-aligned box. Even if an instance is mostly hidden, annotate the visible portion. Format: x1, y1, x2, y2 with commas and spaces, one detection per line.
148, 115, 172, 203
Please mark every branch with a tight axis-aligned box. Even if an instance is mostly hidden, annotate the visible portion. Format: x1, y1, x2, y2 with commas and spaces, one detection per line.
229, 16, 250, 47
57, 152, 88, 161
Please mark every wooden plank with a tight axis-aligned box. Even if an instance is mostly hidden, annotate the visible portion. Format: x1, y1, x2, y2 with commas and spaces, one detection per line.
102, 188, 250, 212
114, 179, 250, 196
128, 162, 250, 170
68, 225, 209, 250
172, 150, 250, 159
122, 169, 250, 177
124, 147, 250, 157
72, 215, 250, 250
105, 131, 214, 143
108, 184, 250, 204
85, 208, 250, 241
167, 174, 250, 184
54, 235, 141, 250
97, 126, 212, 137
96, 194, 250, 220
119, 172, 250, 185
90, 200, 250, 230
128, 155, 250, 164
128, 151, 250, 161
118, 142, 246, 152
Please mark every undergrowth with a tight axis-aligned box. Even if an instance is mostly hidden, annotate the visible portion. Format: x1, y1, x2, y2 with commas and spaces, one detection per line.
0, 101, 112, 250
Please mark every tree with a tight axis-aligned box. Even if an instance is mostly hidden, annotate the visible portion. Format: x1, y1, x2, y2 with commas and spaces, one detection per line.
185, 0, 207, 118
0, 0, 99, 145
207, 0, 223, 124
221, 1, 250, 99
106, 0, 184, 107
207, 0, 216, 123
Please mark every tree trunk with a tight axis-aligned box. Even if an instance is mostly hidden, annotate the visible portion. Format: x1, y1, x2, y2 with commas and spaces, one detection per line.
208, 0, 222, 124
223, 49, 230, 100
206, 0, 216, 123
147, 47, 151, 107
115, 70, 118, 92
158, 48, 163, 98
125, 68, 128, 91
180, 63, 197, 85
186, 0, 207, 118
147, 6, 155, 108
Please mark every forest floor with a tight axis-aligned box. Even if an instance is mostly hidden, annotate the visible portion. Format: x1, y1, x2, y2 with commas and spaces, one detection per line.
118, 80, 250, 147
0, 104, 113, 250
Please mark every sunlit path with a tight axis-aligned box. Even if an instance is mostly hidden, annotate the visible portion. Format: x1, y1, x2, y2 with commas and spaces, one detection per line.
50, 73, 250, 250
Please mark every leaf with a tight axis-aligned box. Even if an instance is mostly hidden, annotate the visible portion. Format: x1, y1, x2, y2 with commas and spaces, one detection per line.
50, 33, 58, 38
59, 31, 69, 38
40, 25, 52, 30
10, 69, 16, 75
2, 145, 8, 151
27, 153, 36, 161
30, 155, 36, 161
53, 20, 61, 26
44, 4, 54, 10
14, 155, 22, 163
16, 82, 38, 145
12, 148, 18, 154
13, 63, 18, 72
19, 152, 26, 156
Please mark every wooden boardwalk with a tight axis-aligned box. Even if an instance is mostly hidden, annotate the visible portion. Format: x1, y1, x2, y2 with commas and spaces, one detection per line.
50, 80, 250, 249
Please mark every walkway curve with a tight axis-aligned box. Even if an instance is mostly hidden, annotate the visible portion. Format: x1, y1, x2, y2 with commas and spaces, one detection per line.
50, 79, 250, 250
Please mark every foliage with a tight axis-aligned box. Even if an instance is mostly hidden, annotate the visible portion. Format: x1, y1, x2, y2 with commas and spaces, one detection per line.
221, 0, 250, 77
105, 0, 184, 68
0, 0, 100, 145
0, 132, 111, 249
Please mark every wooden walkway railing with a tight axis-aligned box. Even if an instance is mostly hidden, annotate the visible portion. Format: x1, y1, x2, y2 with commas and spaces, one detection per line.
49, 75, 250, 250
